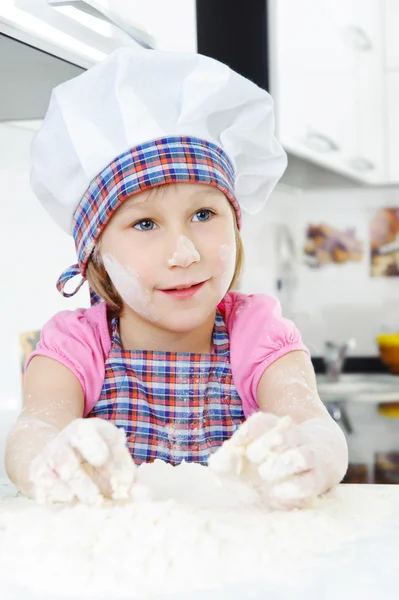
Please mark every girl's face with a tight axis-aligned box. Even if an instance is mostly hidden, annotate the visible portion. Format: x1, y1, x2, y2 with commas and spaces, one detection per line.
99, 183, 237, 332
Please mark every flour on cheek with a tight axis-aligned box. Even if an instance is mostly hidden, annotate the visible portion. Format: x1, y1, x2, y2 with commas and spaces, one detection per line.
218, 242, 236, 296
102, 253, 159, 321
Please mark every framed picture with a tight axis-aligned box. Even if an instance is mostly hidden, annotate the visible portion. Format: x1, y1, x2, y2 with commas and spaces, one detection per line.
370, 208, 399, 277
303, 223, 363, 268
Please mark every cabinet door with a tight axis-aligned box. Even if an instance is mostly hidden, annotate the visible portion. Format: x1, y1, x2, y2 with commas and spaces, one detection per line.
271, 0, 385, 183
386, 72, 399, 182
273, 1, 358, 160
384, 0, 399, 71
346, 0, 386, 183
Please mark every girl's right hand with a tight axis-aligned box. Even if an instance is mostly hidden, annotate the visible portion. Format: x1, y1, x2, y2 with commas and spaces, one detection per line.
29, 418, 145, 505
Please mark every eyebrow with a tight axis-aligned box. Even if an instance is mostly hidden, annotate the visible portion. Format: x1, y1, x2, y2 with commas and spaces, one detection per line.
115, 197, 144, 216
115, 186, 224, 217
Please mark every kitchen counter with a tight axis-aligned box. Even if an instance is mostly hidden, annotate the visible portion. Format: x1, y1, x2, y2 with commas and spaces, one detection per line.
0, 476, 398, 600
316, 372, 399, 403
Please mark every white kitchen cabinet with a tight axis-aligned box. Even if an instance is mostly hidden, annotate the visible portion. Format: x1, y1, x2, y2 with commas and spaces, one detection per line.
384, 0, 399, 71
386, 72, 399, 182
269, 0, 399, 184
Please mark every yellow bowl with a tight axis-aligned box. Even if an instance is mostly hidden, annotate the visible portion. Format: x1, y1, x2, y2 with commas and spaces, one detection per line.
377, 343, 399, 373
376, 333, 399, 346
378, 403, 399, 418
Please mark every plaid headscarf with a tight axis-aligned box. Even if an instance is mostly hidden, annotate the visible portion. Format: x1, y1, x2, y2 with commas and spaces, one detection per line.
56, 136, 240, 305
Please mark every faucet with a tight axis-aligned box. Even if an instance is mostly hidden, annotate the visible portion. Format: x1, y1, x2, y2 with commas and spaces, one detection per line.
323, 338, 356, 382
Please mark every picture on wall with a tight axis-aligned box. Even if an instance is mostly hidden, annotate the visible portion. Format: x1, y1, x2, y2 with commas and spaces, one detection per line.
303, 223, 363, 268
370, 208, 399, 277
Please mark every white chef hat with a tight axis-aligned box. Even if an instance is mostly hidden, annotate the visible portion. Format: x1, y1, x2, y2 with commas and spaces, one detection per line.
30, 47, 287, 301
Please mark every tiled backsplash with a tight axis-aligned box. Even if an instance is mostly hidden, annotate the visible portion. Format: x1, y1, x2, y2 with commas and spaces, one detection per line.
240, 185, 399, 357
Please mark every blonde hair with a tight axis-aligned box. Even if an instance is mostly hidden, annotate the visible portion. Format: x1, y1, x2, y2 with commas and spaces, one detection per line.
86, 199, 244, 314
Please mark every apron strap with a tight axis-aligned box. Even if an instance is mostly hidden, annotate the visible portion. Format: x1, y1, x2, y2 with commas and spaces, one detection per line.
56, 263, 85, 298
56, 263, 103, 306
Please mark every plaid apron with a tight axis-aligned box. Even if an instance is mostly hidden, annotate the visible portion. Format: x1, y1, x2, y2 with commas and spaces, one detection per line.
88, 310, 245, 466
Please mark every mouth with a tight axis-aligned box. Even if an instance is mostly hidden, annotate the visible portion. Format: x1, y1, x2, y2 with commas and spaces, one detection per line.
160, 280, 206, 291
158, 280, 207, 299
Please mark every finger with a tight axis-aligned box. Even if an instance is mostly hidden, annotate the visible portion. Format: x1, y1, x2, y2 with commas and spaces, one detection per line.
49, 444, 102, 505
245, 430, 285, 464
68, 419, 110, 467
232, 412, 281, 446
93, 420, 136, 500
81, 462, 113, 499
257, 446, 316, 482
208, 441, 245, 475
267, 471, 320, 510
30, 456, 75, 504
245, 416, 305, 465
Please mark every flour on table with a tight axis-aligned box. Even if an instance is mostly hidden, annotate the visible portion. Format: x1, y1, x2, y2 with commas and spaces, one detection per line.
0, 460, 395, 599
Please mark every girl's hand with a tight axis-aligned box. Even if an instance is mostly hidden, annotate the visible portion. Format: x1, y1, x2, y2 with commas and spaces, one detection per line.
29, 418, 146, 505
208, 412, 324, 510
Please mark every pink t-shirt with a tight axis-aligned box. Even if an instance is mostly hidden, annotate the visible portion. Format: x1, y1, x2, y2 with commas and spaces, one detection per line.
27, 292, 309, 417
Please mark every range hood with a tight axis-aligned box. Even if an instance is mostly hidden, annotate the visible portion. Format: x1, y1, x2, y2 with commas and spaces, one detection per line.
0, 33, 84, 123
0, 0, 154, 124
0, 0, 153, 69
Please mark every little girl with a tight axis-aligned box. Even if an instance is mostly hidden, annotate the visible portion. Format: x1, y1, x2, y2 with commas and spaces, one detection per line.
5, 48, 348, 510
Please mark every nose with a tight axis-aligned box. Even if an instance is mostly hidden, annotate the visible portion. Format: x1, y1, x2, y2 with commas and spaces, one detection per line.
168, 235, 200, 268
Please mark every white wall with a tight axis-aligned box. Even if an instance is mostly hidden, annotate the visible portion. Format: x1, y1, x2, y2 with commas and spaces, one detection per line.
2, 122, 399, 480
2, 120, 399, 414
0, 122, 89, 409
240, 185, 399, 357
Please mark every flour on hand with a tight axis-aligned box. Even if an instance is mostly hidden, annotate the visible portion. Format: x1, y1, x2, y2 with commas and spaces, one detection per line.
208, 412, 321, 510
29, 418, 142, 505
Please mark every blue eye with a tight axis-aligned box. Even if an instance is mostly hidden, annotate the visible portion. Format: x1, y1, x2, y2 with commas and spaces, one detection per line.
193, 210, 214, 222
133, 219, 156, 231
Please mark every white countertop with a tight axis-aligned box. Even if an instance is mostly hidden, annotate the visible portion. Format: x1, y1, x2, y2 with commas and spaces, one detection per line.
1, 477, 398, 600
316, 373, 399, 403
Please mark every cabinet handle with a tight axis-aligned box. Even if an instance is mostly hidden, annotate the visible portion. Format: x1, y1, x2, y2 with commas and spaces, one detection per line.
302, 132, 340, 153
344, 26, 373, 52
347, 157, 375, 171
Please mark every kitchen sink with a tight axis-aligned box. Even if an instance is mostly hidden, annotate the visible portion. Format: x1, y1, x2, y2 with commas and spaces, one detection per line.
316, 373, 399, 403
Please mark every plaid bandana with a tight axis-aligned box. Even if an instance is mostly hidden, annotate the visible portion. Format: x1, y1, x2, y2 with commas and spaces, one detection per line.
56, 136, 240, 303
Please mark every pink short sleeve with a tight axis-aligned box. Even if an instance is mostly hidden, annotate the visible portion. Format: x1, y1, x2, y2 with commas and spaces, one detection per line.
221, 292, 310, 417
26, 303, 111, 416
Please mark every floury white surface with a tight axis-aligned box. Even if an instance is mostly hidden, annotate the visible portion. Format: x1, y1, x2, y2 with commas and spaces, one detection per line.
0, 463, 398, 600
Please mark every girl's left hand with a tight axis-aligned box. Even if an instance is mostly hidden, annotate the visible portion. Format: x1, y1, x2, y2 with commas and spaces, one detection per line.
208, 411, 324, 510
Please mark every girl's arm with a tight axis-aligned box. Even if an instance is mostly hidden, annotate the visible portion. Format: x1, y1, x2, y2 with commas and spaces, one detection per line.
209, 350, 348, 509
256, 350, 349, 492
5, 356, 85, 496
5, 356, 137, 504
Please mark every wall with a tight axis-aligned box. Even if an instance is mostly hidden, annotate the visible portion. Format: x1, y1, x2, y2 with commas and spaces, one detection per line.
240, 185, 399, 357
1, 123, 399, 480
0, 122, 89, 408
2, 120, 399, 411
